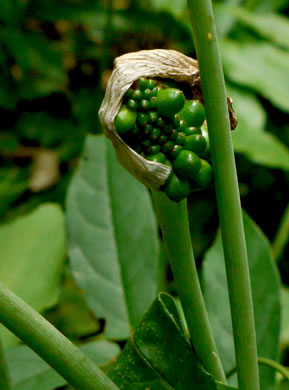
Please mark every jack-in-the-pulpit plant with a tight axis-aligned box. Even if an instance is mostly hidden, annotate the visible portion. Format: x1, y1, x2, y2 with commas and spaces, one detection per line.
99, 48, 238, 384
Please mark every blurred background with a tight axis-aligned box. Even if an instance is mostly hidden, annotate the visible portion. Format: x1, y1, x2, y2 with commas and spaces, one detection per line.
0, 0, 289, 350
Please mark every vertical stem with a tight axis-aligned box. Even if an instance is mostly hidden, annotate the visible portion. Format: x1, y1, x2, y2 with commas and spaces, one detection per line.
186, 1, 260, 389
0, 283, 119, 390
0, 339, 11, 390
152, 191, 226, 384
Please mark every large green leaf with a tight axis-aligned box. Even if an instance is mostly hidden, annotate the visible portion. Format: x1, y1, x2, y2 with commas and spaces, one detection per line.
227, 85, 289, 170
202, 212, 281, 389
0, 204, 66, 346
234, 8, 289, 49
222, 40, 289, 112
107, 293, 237, 390
66, 135, 159, 339
277, 381, 289, 390
5, 340, 119, 390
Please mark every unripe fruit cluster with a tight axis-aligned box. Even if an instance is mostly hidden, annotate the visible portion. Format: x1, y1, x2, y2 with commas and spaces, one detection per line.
114, 77, 213, 202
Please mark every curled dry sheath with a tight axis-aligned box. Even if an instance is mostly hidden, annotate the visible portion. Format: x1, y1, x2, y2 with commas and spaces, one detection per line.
98, 49, 237, 190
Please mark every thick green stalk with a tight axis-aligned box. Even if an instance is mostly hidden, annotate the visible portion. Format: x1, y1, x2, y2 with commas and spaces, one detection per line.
0, 283, 119, 390
0, 339, 11, 390
152, 191, 226, 383
186, 1, 260, 390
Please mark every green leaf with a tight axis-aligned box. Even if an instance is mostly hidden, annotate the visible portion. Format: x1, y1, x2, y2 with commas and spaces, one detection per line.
222, 40, 289, 112
0, 204, 66, 347
281, 287, 289, 347
107, 293, 237, 390
234, 8, 289, 49
277, 381, 289, 390
227, 85, 289, 170
66, 135, 159, 339
5, 340, 119, 390
202, 212, 281, 390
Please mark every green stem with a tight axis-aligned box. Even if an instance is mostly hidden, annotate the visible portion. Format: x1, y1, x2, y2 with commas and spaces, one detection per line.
0, 339, 11, 390
0, 283, 119, 390
186, 1, 260, 390
152, 191, 226, 384
227, 357, 289, 382
272, 202, 289, 263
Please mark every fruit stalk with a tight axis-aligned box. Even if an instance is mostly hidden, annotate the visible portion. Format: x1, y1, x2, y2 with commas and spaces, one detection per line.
152, 191, 227, 383
187, 0, 260, 389
0, 283, 119, 390
0, 339, 11, 390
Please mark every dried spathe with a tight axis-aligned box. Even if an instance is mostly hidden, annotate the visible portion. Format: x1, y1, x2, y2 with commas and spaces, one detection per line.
98, 49, 201, 190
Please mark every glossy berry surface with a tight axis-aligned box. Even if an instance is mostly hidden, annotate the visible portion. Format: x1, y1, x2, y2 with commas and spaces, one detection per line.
115, 105, 137, 134
156, 88, 185, 118
178, 100, 206, 128
164, 174, 190, 202
192, 159, 213, 188
173, 150, 201, 179
114, 77, 213, 202
184, 134, 206, 154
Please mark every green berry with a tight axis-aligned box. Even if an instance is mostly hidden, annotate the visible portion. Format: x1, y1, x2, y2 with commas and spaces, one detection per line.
146, 152, 166, 163
138, 77, 149, 90
143, 88, 153, 100
152, 86, 161, 96
132, 89, 143, 100
148, 111, 158, 123
156, 88, 185, 118
159, 135, 168, 144
141, 140, 151, 149
200, 124, 210, 159
175, 132, 186, 145
170, 145, 183, 159
150, 128, 161, 142
173, 150, 201, 178
147, 79, 156, 90
156, 117, 165, 128
184, 134, 206, 154
162, 140, 175, 153
138, 112, 149, 126
150, 96, 157, 109
178, 120, 186, 132
127, 99, 138, 111
144, 124, 153, 135
192, 159, 213, 188
185, 126, 200, 136
115, 105, 137, 134
140, 99, 150, 111
164, 174, 190, 202
178, 100, 206, 127
147, 144, 161, 155
173, 114, 181, 126
169, 129, 178, 140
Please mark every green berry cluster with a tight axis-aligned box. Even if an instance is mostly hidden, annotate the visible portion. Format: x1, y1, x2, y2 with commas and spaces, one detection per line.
114, 77, 213, 202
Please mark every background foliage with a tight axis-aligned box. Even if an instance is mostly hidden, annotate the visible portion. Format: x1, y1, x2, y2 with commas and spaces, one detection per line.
0, 0, 288, 389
